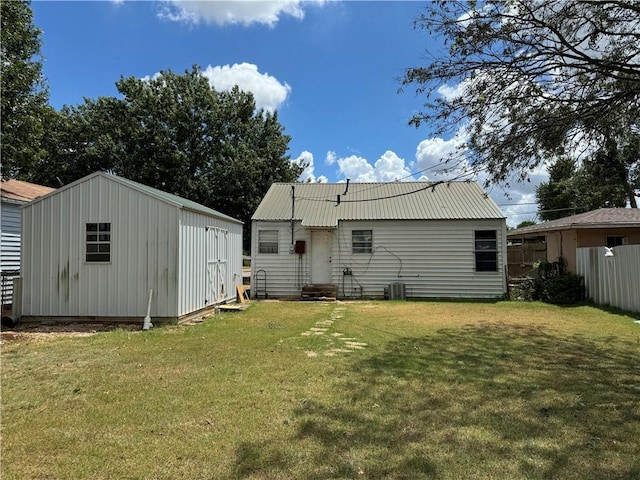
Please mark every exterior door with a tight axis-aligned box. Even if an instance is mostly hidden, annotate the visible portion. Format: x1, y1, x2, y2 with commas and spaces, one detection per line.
205, 227, 228, 305
311, 230, 333, 284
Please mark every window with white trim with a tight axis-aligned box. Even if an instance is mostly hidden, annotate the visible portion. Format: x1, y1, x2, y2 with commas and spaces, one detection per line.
352, 230, 372, 254
258, 230, 278, 254
474, 230, 497, 272
86, 223, 111, 263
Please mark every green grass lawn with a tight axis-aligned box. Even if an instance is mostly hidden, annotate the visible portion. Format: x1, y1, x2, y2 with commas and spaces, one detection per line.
2, 301, 639, 479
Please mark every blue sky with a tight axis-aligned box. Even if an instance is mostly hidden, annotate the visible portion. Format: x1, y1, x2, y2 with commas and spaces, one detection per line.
32, 0, 547, 226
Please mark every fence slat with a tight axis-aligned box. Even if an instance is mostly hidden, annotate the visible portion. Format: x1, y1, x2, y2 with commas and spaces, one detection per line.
577, 246, 640, 314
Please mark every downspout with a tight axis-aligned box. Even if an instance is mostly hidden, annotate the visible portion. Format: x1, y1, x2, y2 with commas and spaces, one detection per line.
143, 289, 153, 330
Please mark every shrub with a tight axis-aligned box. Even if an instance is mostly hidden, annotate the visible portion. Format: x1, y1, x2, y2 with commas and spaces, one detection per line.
512, 258, 585, 305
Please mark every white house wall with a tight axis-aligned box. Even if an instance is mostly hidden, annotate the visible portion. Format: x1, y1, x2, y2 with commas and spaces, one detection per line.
178, 210, 243, 316
1, 200, 22, 304
335, 220, 506, 299
252, 219, 507, 299
21, 175, 180, 318
1, 200, 21, 272
251, 220, 312, 297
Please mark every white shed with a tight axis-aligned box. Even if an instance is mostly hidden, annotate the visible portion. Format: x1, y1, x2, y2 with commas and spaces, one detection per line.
251, 182, 507, 299
20, 172, 243, 323
1, 179, 55, 309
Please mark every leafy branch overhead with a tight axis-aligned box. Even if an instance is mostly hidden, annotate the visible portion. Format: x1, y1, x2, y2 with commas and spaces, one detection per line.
403, 0, 640, 206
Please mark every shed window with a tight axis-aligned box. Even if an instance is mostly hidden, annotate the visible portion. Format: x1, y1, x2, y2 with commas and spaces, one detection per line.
352, 230, 372, 254
606, 236, 625, 247
86, 223, 111, 263
475, 230, 497, 272
258, 230, 278, 254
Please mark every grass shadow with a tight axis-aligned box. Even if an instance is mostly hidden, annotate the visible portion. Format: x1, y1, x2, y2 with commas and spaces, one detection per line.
234, 323, 640, 479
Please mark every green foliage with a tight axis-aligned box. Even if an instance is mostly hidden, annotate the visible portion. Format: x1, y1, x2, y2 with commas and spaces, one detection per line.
513, 258, 586, 305
537, 154, 630, 221
516, 220, 536, 228
0, 0, 48, 178
403, 0, 640, 203
30, 67, 302, 249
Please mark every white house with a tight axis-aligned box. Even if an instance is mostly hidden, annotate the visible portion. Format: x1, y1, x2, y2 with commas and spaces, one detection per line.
251, 181, 507, 299
20, 172, 243, 323
1, 179, 55, 310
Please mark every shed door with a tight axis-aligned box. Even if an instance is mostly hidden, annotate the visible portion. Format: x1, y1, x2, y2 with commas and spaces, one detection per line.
311, 230, 332, 284
206, 227, 228, 305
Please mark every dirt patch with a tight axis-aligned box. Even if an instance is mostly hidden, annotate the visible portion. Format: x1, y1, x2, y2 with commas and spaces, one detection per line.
0, 322, 140, 345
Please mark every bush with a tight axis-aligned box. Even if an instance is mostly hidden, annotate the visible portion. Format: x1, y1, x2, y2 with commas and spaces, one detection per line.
512, 258, 585, 305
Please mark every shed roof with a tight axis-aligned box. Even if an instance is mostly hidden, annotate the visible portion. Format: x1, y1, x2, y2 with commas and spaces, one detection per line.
26, 172, 242, 224
0, 178, 55, 204
508, 208, 640, 236
252, 181, 504, 227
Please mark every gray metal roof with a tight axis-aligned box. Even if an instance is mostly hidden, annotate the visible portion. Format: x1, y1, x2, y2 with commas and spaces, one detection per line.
252, 181, 504, 226
27, 172, 242, 224
508, 208, 640, 236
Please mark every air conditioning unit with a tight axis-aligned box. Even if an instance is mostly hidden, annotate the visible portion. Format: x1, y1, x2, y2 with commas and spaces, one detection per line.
388, 282, 406, 300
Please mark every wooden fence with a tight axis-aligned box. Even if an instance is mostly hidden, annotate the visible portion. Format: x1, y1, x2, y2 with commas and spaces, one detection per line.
507, 241, 547, 278
576, 245, 640, 314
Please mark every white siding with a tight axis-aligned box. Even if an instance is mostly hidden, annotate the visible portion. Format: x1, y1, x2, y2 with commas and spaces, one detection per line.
1, 200, 22, 304
1, 200, 22, 271
21, 175, 180, 318
251, 221, 312, 297
577, 245, 640, 313
251, 219, 507, 299
335, 220, 506, 299
177, 210, 243, 316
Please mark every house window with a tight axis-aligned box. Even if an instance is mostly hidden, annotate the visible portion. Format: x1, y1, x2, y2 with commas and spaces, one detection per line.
258, 230, 278, 254
352, 230, 372, 254
475, 230, 497, 272
86, 223, 111, 263
606, 236, 625, 248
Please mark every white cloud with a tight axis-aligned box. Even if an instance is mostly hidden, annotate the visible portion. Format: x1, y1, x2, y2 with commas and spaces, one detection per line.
158, 0, 322, 27
337, 155, 376, 182
331, 150, 412, 183
373, 151, 412, 182
292, 151, 326, 183
325, 150, 337, 165
202, 63, 291, 112
414, 134, 469, 181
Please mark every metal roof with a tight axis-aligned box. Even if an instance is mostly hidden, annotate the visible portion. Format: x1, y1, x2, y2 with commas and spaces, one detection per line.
508, 208, 640, 236
0, 178, 55, 204
252, 181, 504, 226
26, 172, 242, 224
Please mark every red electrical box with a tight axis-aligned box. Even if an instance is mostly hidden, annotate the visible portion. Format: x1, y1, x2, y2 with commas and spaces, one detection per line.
294, 240, 306, 254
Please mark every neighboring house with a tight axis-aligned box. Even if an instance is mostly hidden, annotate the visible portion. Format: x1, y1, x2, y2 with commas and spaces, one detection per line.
1, 179, 55, 308
251, 181, 507, 299
507, 208, 640, 275
20, 172, 243, 323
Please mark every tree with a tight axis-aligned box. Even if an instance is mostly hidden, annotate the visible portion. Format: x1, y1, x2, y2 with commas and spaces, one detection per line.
536, 155, 628, 221
32, 67, 302, 249
402, 0, 640, 206
1, 0, 48, 178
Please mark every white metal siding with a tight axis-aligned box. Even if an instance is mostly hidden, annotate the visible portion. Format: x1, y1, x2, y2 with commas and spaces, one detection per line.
21, 175, 180, 318
1, 201, 22, 271
251, 221, 312, 297
335, 220, 506, 299
577, 245, 640, 313
1, 201, 22, 304
178, 210, 243, 316
251, 219, 507, 299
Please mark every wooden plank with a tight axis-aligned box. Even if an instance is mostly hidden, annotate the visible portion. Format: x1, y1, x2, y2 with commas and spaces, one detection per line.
218, 304, 249, 312
236, 285, 250, 303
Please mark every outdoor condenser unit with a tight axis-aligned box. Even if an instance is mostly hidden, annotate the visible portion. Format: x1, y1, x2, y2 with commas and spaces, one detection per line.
388, 282, 406, 300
